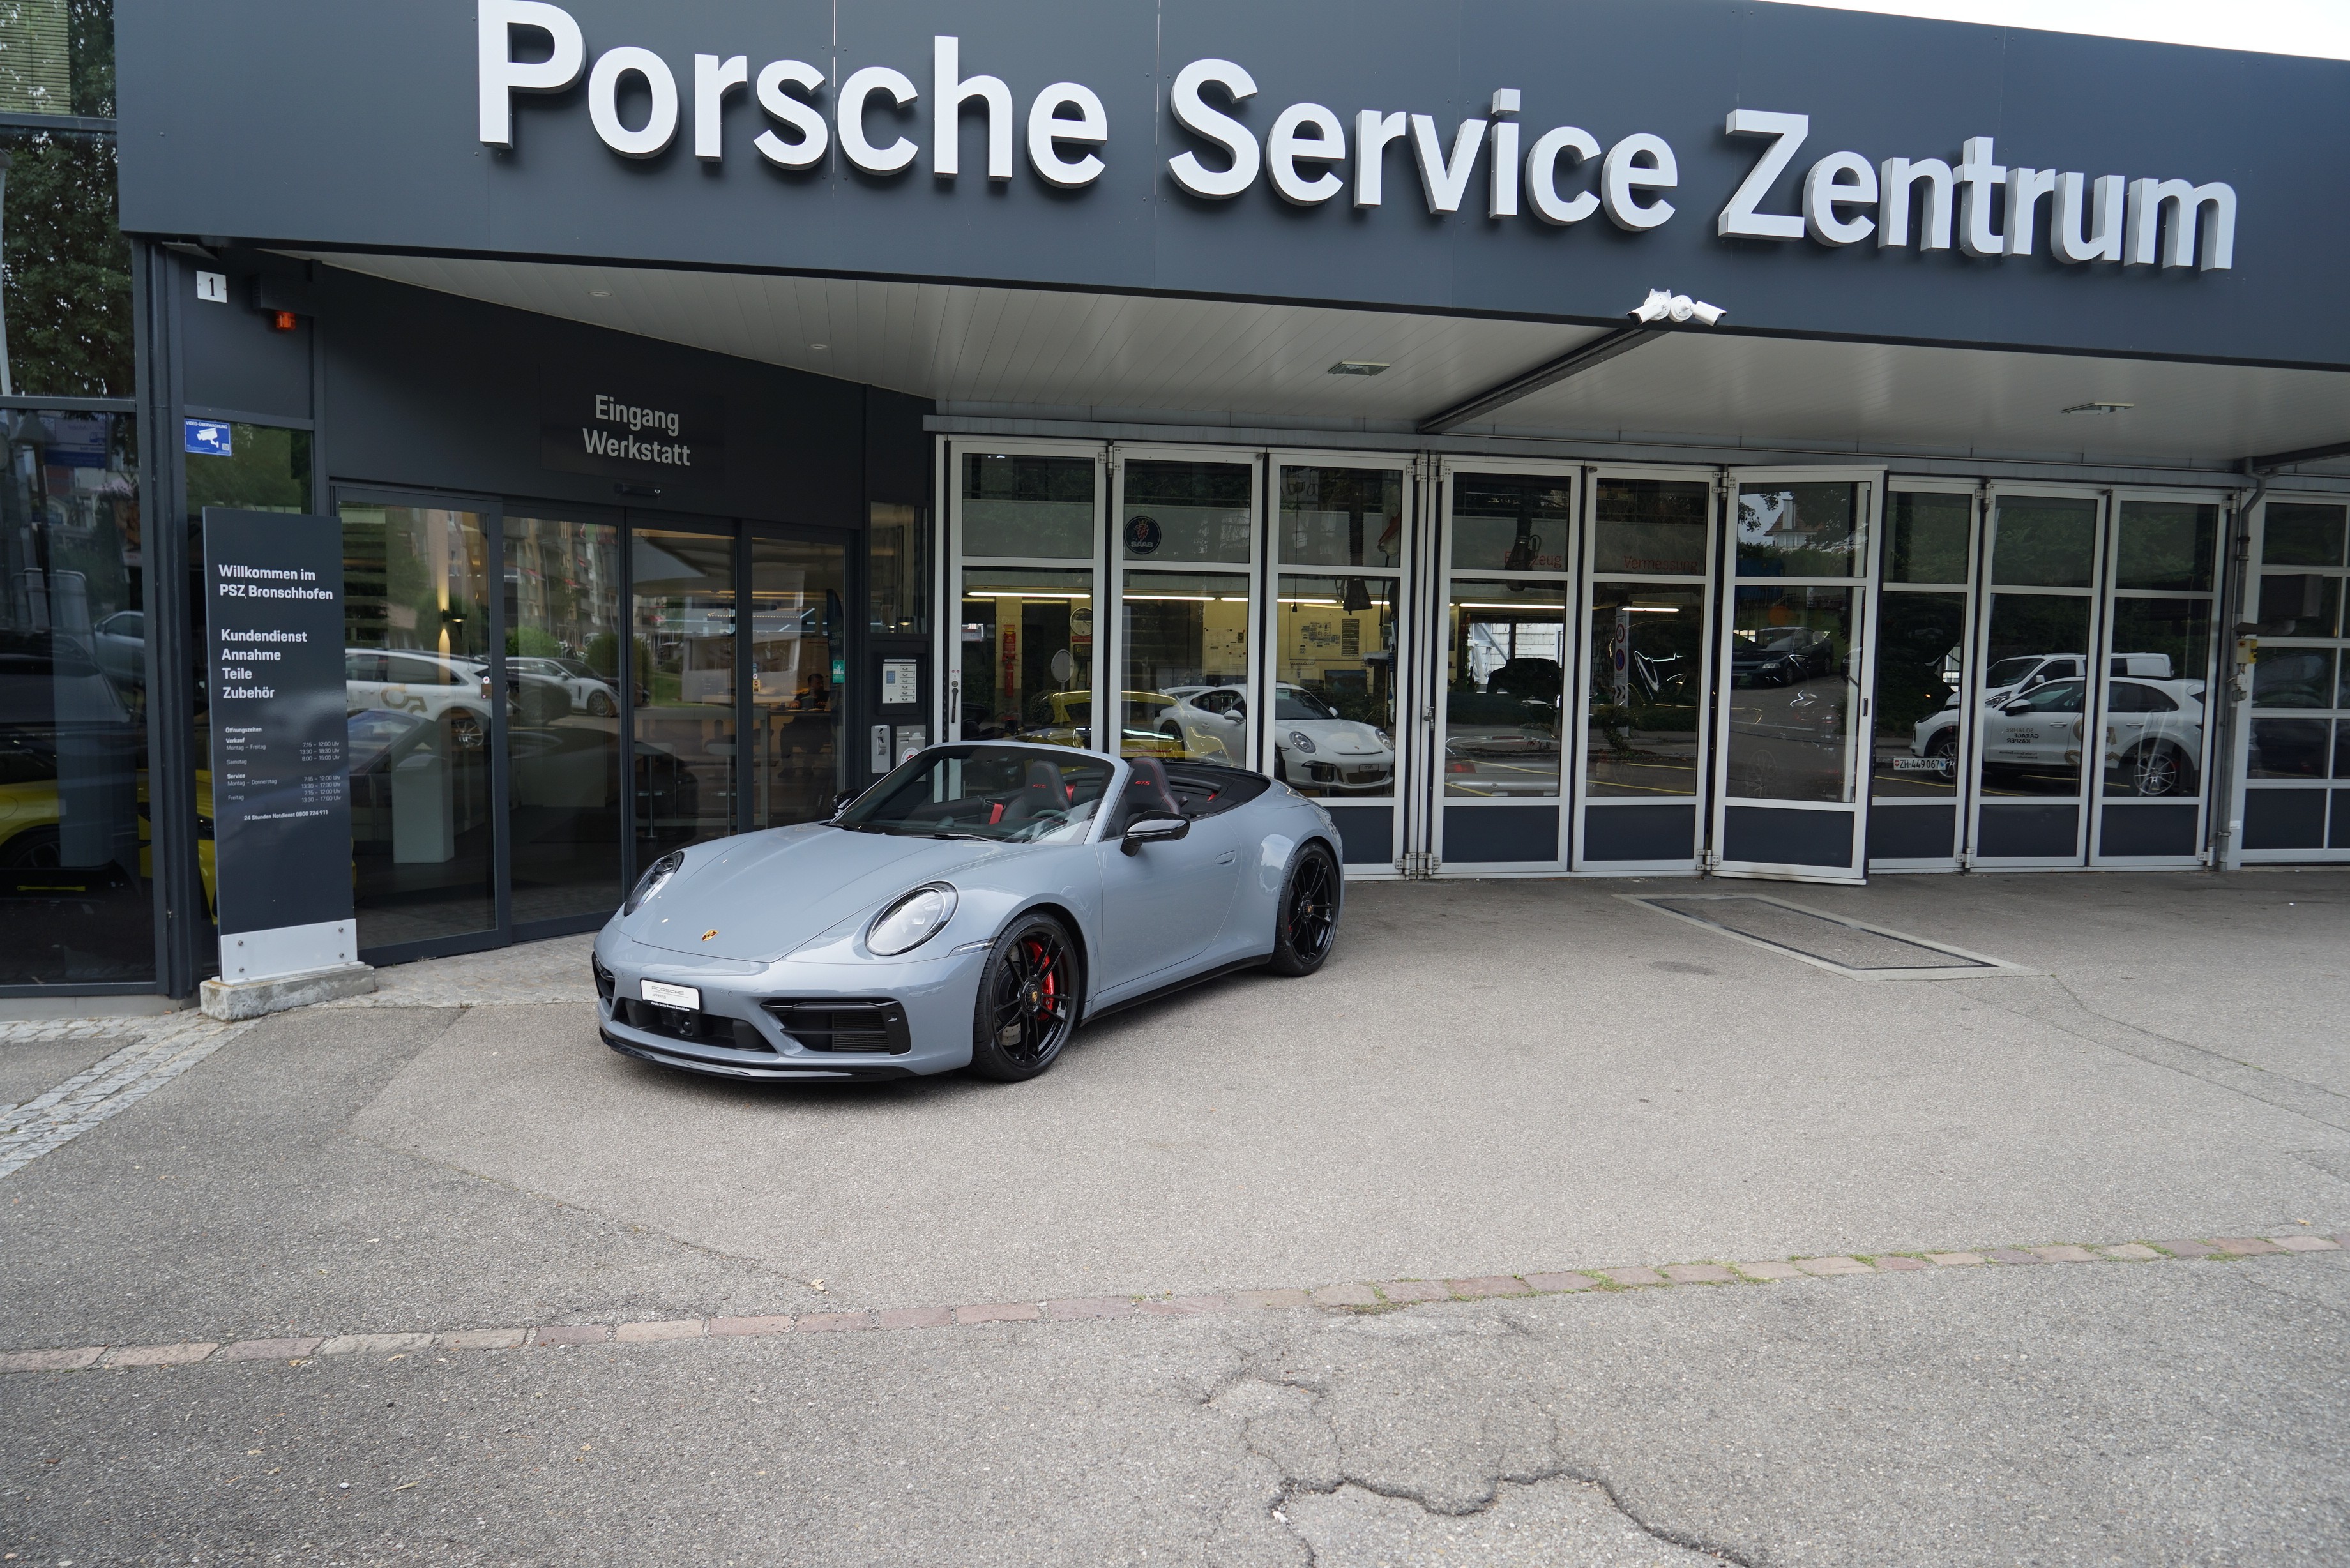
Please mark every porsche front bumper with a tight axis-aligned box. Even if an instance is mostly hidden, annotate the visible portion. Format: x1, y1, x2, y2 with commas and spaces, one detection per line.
592, 928, 992, 1080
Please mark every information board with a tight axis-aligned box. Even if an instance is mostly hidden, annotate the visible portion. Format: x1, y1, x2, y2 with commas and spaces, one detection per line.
202, 509, 354, 938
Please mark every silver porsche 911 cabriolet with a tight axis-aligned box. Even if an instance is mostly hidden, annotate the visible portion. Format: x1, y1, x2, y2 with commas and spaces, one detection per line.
593, 743, 1344, 1083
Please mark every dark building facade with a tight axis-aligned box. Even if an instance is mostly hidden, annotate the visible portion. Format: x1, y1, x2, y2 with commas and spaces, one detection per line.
4, 0, 2348, 1002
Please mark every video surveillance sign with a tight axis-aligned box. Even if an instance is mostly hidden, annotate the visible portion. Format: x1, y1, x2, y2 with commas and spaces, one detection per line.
202, 508, 354, 947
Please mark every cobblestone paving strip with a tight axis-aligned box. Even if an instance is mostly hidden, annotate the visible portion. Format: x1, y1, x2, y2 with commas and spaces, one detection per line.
4, 1232, 2338, 1378
0, 1014, 255, 1180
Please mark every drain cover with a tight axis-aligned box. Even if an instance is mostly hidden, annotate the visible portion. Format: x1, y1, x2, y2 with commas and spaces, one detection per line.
1626, 894, 2032, 981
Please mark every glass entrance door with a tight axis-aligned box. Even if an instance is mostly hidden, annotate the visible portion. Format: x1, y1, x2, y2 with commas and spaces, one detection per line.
747, 531, 848, 829
1573, 471, 1716, 871
1433, 464, 1575, 871
1107, 448, 1259, 767
1969, 488, 2107, 866
2236, 497, 2350, 861
1709, 469, 1882, 883
2090, 495, 2223, 864
1268, 455, 1415, 871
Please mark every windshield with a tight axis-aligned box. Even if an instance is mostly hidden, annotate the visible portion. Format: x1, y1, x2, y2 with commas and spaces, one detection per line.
837, 745, 1116, 843
1275, 687, 1337, 721
1985, 657, 2046, 689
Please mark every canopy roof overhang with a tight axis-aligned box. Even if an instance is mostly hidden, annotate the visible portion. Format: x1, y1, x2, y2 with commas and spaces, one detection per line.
312, 251, 2350, 483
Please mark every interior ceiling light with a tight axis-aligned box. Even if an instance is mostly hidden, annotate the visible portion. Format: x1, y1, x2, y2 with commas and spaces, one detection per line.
588, 289, 612, 298
1328, 361, 1390, 376
2062, 401, 2135, 414
808, 342, 828, 350
1631, 289, 1725, 326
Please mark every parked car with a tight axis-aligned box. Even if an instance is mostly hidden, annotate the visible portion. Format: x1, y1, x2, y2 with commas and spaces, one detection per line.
1165, 683, 1394, 793
595, 745, 1344, 1083
345, 649, 496, 748
1729, 626, 1838, 688
510, 655, 619, 718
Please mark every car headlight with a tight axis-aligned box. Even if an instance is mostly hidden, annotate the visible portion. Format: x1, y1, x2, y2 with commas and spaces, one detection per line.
1287, 730, 1317, 754
1374, 728, 1392, 748
868, 883, 957, 956
624, 850, 684, 916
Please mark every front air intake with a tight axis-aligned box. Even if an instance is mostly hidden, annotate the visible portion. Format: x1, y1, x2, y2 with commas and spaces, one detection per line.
762, 999, 913, 1055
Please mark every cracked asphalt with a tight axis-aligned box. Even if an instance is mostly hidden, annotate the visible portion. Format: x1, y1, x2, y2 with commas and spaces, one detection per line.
3, 870, 2348, 1563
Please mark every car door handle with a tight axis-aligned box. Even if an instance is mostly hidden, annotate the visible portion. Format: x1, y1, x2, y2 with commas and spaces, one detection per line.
1217, 852, 1236, 865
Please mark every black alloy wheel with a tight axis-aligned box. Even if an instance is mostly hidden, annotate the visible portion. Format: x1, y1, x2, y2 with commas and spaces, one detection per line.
1268, 843, 1340, 976
969, 914, 1080, 1080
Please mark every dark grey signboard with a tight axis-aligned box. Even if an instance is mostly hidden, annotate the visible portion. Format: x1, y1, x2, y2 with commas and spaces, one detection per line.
540, 372, 725, 488
202, 508, 354, 937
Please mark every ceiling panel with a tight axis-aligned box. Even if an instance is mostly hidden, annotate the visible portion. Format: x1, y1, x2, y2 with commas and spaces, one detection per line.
310, 253, 2350, 469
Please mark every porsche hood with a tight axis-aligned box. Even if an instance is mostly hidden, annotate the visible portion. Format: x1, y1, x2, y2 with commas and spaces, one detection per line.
623, 825, 996, 962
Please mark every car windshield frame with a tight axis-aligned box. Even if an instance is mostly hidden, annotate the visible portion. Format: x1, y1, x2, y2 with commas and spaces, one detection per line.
836, 744, 1118, 844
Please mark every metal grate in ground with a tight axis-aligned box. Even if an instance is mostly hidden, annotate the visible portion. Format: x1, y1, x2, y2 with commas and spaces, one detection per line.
1625, 893, 2036, 981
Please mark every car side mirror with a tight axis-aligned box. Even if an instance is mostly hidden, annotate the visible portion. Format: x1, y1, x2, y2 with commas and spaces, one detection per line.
2003, 698, 2034, 714
1121, 813, 1189, 855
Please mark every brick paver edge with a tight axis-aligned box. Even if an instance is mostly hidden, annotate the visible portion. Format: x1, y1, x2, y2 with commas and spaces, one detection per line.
3, 1231, 2339, 1376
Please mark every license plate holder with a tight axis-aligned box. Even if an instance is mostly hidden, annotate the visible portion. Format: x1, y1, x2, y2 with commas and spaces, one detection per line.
641, 979, 702, 1011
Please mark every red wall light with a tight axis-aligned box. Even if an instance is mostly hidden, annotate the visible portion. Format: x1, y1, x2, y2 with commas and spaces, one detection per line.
269, 310, 298, 332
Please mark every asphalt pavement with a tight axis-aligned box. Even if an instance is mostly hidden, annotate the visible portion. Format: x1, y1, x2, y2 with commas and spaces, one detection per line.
2, 868, 2346, 1563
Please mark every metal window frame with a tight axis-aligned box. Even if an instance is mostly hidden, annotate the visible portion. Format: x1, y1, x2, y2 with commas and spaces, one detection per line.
2088, 486, 2232, 868
1265, 447, 1420, 877
1570, 462, 1721, 876
1708, 465, 1887, 886
1866, 477, 1983, 873
1106, 441, 1264, 772
1427, 455, 1579, 877
2232, 491, 2350, 863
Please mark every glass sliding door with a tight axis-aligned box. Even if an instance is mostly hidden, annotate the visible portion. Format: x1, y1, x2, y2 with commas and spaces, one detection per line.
1111, 451, 1257, 765
1970, 490, 2105, 866
2236, 498, 2349, 860
2091, 496, 2222, 864
950, 445, 1104, 751
748, 531, 847, 829
1270, 456, 1412, 870
338, 499, 498, 951
1575, 472, 1715, 870
1868, 486, 1976, 869
1435, 466, 1575, 871
504, 512, 624, 926
1710, 470, 1881, 882
630, 526, 737, 853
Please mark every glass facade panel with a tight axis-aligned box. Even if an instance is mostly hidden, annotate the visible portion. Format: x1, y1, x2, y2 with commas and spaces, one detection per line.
2248, 718, 2329, 780
1735, 483, 1863, 578
0, 125, 132, 397
1722, 585, 1857, 803
2100, 598, 2210, 799
0, 406, 148, 984
504, 515, 622, 923
962, 453, 1094, 559
1978, 594, 2092, 797
959, 568, 1093, 746
0, 0, 112, 116
1122, 460, 1252, 565
2256, 572, 2340, 638
2114, 501, 2218, 592
1885, 492, 1971, 584
631, 528, 736, 852
748, 534, 845, 829
2261, 504, 2347, 568
1443, 580, 1564, 797
1273, 575, 1397, 797
1592, 479, 1709, 575
867, 502, 927, 634
1871, 591, 1967, 799
1452, 474, 1572, 573
2252, 645, 2337, 709
338, 502, 496, 949
1990, 497, 2098, 588
1278, 467, 1402, 570
1584, 585, 1702, 798
1119, 569, 1248, 763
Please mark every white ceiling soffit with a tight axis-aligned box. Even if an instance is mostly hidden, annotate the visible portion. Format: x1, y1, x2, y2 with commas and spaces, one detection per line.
312, 253, 1603, 430
315, 253, 2350, 470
